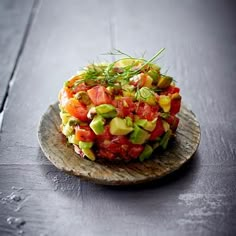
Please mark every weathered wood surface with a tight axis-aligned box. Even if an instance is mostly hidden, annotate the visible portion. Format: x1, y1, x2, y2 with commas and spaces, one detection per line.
38, 103, 200, 185
0, 0, 34, 111
0, 0, 236, 235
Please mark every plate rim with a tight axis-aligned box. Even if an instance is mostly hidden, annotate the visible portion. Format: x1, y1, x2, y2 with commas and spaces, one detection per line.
38, 102, 201, 185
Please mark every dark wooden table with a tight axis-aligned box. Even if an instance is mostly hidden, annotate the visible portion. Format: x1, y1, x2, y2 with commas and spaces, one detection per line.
1, 0, 236, 235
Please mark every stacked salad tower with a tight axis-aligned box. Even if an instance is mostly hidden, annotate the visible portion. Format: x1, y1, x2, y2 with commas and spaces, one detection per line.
58, 49, 181, 161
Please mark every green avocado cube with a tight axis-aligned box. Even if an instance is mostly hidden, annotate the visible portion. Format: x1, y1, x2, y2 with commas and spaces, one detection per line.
129, 125, 150, 144
82, 148, 96, 161
125, 116, 133, 127
60, 111, 71, 125
79, 141, 93, 149
157, 75, 173, 88
95, 104, 117, 118
62, 123, 74, 136
135, 87, 157, 105
148, 69, 159, 82
89, 115, 105, 135
135, 118, 157, 132
139, 144, 153, 162
109, 117, 133, 135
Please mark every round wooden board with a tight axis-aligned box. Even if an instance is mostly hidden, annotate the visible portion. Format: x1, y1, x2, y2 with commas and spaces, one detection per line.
38, 102, 201, 185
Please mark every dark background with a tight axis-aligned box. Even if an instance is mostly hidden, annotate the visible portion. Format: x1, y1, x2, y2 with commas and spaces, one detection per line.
0, 0, 236, 235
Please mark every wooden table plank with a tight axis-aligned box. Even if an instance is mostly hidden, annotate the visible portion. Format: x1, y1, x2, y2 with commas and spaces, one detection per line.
0, 0, 35, 111
0, 163, 235, 235
113, 0, 236, 166
0, 0, 113, 165
0, 0, 236, 235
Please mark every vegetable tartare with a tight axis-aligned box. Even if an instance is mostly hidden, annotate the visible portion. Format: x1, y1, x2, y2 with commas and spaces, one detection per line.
58, 49, 181, 161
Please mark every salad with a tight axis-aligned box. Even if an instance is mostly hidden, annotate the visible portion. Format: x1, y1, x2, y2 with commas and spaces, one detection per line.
58, 49, 181, 162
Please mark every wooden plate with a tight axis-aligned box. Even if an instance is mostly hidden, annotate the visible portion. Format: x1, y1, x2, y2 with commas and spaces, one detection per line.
38, 102, 200, 185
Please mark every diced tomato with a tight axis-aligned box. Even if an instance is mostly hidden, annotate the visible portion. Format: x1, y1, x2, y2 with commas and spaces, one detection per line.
149, 118, 165, 140
161, 86, 180, 95
97, 149, 116, 160
73, 82, 91, 93
100, 136, 129, 153
112, 97, 136, 118
75, 126, 95, 142
97, 134, 143, 160
87, 85, 112, 105
136, 102, 159, 121
97, 125, 113, 141
58, 87, 73, 106
170, 99, 181, 115
64, 98, 88, 121
129, 145, 144, 159
166, 116, 180, 131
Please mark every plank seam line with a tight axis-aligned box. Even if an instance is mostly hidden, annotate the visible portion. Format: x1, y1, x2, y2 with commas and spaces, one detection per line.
0, 0, 41, 131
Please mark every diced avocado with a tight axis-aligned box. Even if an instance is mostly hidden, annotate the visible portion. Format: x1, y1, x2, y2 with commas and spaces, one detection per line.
122, 84, 135, 97
136, 87, 157, 106
139, 145, 153, 162
148, 69, 159, 82
95, 104, 117, 118
158, 95, 171, 112
110, 117, 133, 135
162, 120, 170, 132
130, 125, 150, 144
62, 123, 74, 136
157, 75, 173, 88
135, 118, 157, 132
79, 141, 93, 149
160, 130, 172, 149
143, 75, 153, 88
68, 134, 80, 145
89, 115, 105, 135
125, 116, 133, 127
60, 111, 71, 125
150, 63, 161, 72
82, 148, 96, 161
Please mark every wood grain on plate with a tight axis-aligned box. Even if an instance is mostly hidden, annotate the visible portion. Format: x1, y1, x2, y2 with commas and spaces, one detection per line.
38, 102, 200, 185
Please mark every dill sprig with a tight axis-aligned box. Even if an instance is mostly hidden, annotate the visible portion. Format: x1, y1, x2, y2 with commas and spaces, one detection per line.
71, 48, 166, 88
139, 48, 165, 71
103, 49, 133, 58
